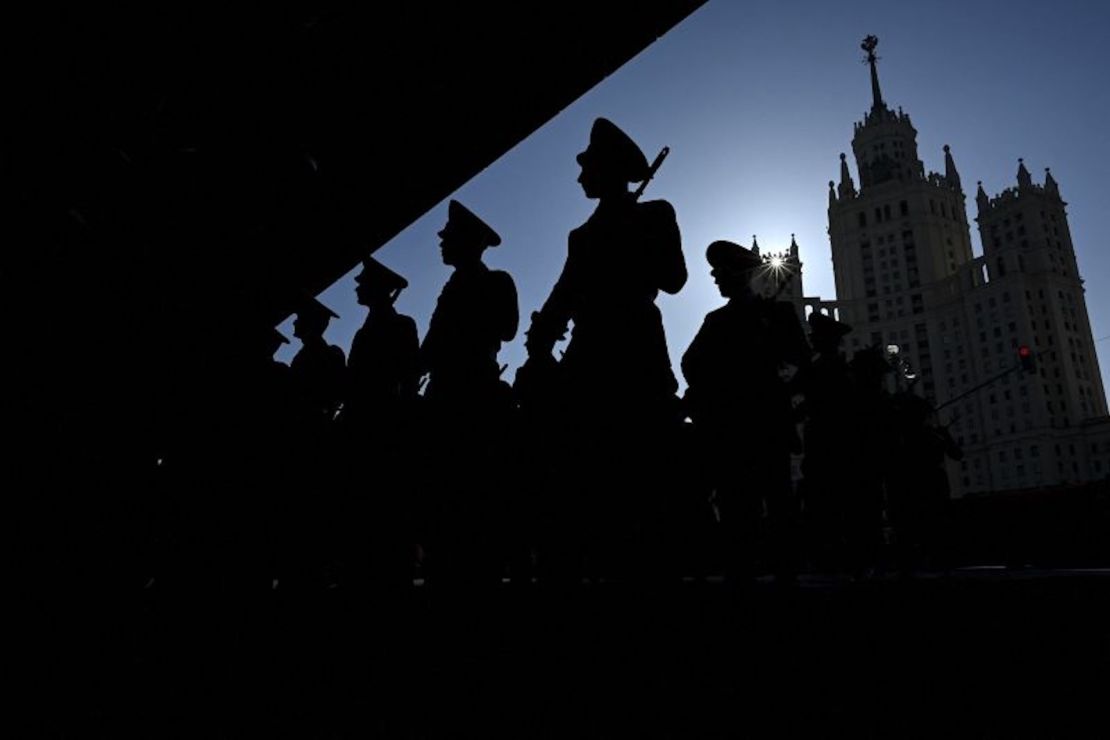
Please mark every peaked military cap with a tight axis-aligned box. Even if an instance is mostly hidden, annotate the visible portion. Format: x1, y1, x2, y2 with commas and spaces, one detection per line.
438, 199, 501, 248
296, 294, 340, 321
355, 256, 409, 294
808, 311, 852, 340
706, 240, 764, 273
576, 117, 650, 183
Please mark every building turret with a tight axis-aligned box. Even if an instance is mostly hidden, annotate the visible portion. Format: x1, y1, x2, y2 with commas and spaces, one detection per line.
1017, 158, 1033, 189
838, 153, 857, 199
1044, 167, 1059, 197
944, 144, 961, 191
849, 36, 924, 188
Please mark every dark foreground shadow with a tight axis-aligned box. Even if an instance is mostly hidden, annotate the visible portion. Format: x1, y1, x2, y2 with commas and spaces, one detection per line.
30, 570, 1110, 737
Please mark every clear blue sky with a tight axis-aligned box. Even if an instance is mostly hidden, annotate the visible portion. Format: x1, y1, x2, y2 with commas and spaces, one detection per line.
277, 0, 1110, 398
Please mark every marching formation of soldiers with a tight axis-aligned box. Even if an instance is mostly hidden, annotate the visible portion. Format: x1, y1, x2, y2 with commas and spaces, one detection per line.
189, 117, 964, 595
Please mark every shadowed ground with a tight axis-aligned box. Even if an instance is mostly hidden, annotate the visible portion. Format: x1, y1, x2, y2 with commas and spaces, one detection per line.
33, 569, 1110, 737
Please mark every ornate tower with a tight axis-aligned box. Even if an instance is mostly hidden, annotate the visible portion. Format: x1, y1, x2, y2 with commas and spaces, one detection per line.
827, 35, 974, 403
750, 233, 806, 323
819, 36, 1109, 494
969, 162, 1110, 486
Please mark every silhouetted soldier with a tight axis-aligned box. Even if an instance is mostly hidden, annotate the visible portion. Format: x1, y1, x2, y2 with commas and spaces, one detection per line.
682, 240, 809, 584
421, 200, 518, 405
523, 117, 686, 583
796, 312, 855, 572
344, 257, 420, 429
525, 118, 684, 415
420, 200, 518, 586
339, 256, 420, 591
843, 344, 896, 578
290, 296, 346, 421
239, 324, 323, 597
887, 389, 963, 575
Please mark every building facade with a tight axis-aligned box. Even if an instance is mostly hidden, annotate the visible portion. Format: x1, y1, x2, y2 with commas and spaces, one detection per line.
803, 37, 1108, 496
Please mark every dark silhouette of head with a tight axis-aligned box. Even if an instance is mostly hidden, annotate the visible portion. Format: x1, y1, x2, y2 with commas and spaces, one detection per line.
438, 200, 501, 267
576, 118, 650, 200
808, 311, 852, 355
850, 344, 893, 388
355, 256, 409, 309
705, 240, 762, 299
293, 296, 339, 342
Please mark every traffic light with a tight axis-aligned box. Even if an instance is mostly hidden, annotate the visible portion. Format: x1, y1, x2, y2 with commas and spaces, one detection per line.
1018, 345, 1036, 373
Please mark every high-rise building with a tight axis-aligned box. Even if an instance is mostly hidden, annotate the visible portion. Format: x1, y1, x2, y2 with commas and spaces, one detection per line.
803, 36, 1109, 496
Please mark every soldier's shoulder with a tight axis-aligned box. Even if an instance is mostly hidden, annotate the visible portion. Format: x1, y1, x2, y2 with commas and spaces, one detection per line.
637, 198, 677, 221
486, 268, 517, 290
394, 312, 419, 333
706, 304, 731, 319
702, 304, 735, 326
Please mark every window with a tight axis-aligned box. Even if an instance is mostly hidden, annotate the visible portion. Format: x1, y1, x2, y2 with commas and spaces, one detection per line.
900, 200, 909, 217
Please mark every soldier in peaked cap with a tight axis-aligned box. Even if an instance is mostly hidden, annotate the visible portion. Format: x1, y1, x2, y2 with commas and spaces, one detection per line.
419, 200, 519, 586
333, 256, 421, 591
345, 256, 420, 425
682, 239, 810, 584
833, 344, 897, 578
886, 382, 962, 577
290, 295, 347, 421
795, 311, 855, 572
522, 118, 687, 583
807, 311, 852, 352
419, 200, 517, 405
525, 117, 685, 405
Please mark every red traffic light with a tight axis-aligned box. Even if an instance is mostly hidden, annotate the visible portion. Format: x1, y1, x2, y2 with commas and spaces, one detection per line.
1018, 345, 1035, 372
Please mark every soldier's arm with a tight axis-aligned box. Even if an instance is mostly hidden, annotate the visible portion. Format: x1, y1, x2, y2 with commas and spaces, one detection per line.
526, 241, 579, 357
643, 200, 686, 295
680, 313, 713, 388
399, 316, 421, 399
492, 271, 519, 343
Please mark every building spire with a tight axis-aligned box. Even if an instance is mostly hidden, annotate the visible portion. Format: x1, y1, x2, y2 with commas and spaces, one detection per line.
828, 180, 837, 207
790, 233, 799, 258
1044, 167, 1059, 196
1017, 157, 1032, 189
861, 35, 884, 112
943, 144, 961, 191
976, 180, 989, 215
752, 235, 760, 255
838, 153, 857, 199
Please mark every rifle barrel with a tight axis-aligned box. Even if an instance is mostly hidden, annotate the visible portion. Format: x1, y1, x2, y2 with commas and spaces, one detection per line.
633, 146, 670, 201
